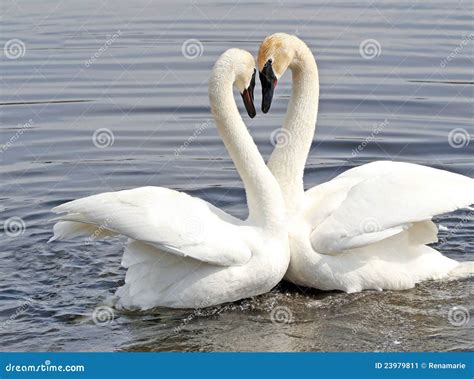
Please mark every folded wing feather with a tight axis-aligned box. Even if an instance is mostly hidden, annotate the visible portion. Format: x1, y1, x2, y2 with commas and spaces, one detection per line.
50, 186, 252, 266
308, 162, 474, 254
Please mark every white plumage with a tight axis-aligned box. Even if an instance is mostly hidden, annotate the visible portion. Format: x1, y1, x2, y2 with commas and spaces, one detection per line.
309, 161, 474, 254
50, 49, 289, 310
285, 161, 474, 291
258, 33, 474, 292
52, 187, 251, 266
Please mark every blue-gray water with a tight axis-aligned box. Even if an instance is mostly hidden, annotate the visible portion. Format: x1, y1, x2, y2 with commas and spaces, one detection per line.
1, 0, 473, 351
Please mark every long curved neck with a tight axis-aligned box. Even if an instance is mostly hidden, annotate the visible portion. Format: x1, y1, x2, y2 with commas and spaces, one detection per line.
209, 62, 285, 232
267, 41, 319, 213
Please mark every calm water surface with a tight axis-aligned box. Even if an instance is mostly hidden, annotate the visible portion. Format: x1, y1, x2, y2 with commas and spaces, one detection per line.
1, 0, 473, 351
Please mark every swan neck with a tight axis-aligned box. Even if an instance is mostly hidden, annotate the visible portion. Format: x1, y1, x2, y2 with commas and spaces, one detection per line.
209, 64, 285, 231
268, 41, 319, 213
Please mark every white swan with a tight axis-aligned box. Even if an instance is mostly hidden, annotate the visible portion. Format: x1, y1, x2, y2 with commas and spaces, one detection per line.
257, 33, 474, 292
50, 49, 289, 309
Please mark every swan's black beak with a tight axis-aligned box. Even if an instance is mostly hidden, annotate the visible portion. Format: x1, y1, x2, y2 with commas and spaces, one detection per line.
240, 69, 256, 118
259, 59, 277, 114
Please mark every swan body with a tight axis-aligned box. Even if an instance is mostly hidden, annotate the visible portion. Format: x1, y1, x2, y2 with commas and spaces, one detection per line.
51, 49, 289, 309
287, 161, 474, 291
258, 33, 474, 292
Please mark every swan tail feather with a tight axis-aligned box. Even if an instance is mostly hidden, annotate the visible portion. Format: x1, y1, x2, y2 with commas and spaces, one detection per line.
48, 221, 117, 243
447, 261, 474, 280
116, 240, 206, 310
338, 231, 459, 291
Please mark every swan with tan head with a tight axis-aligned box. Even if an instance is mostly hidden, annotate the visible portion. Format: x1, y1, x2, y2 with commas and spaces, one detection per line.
50, 49, 290, 309
258, 33, 474, 292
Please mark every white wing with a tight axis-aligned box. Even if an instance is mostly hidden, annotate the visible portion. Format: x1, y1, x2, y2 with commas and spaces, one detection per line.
307, 161, 474, 254
50, 186, 252, 266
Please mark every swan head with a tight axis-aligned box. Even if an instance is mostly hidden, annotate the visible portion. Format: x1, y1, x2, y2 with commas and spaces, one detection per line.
213, 48, 257, 118
257, 33, 299, 113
